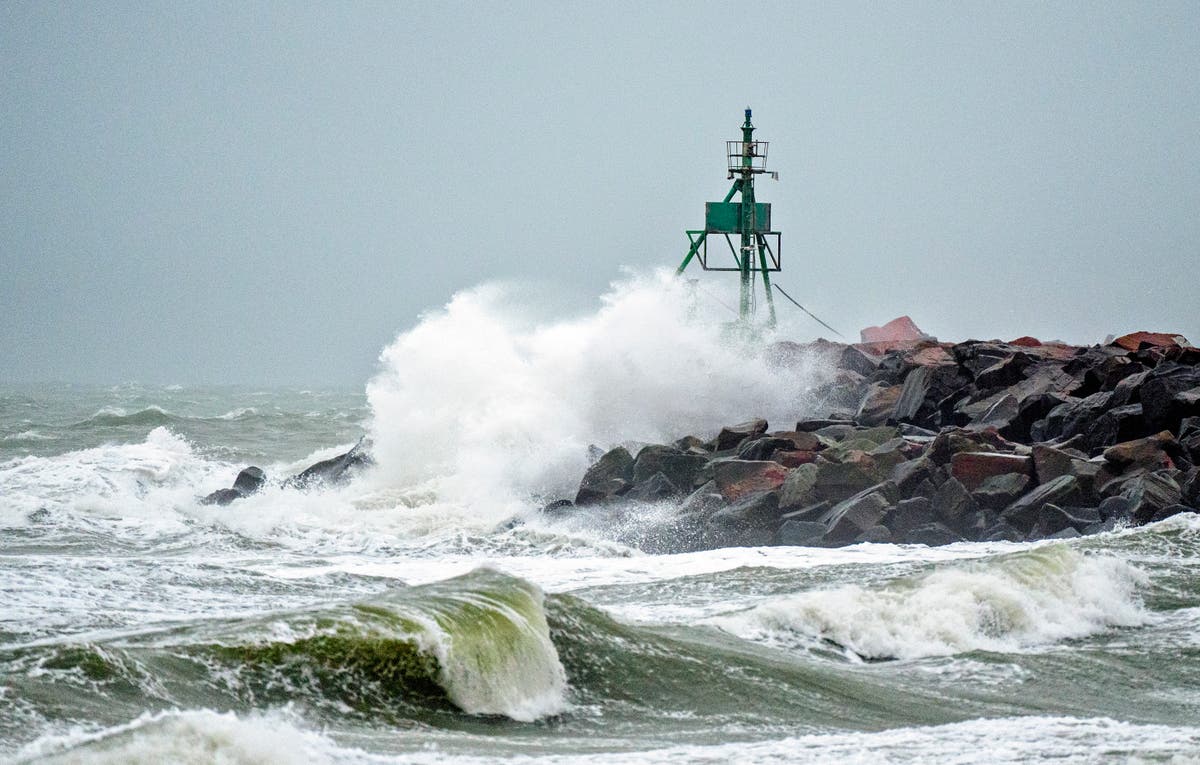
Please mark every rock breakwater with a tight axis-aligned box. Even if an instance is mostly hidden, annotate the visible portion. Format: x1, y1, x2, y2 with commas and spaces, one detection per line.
557, 330, 1200, 548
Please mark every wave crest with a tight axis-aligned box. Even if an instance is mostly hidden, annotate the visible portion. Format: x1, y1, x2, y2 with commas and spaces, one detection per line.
712, 545, 1150, 660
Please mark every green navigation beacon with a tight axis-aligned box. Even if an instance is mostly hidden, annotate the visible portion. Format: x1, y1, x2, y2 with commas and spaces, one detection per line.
677, 107, 781, 329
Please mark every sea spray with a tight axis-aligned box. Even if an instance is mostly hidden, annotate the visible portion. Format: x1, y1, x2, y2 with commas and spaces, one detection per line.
712, 544, 1150, 660
365, 271, 831, 519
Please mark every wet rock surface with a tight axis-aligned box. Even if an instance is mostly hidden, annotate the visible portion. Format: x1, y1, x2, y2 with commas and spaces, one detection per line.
201, 438, 373, 506
558, 329, 1200, 548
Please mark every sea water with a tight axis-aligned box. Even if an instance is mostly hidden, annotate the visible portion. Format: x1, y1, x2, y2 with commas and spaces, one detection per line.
3, 274, 1199, 763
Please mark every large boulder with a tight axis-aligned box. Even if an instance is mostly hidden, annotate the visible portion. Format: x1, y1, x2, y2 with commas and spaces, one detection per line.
232, 466, 266, 496
575, 446, 635, 505
713, 460, 789, 501
1002, 475, 1084, 533
633, 445, 708, 492
860, 315, 933, 345
1102, 431, 1180, 472
779, 463, 820, 509
198, 466, 269, 504
1141, 364, 1200, 433
1118, 472, 1183, 524
1084, 404, 1147, 450
1110, 331, 1191, 352
971, 472, 1032, 510
288, 440, 373, 490
855, 383, 903, 426
714, 419, 769, 451
950, 452, 1032, 491
884, 496, 936, 538
820, 488, 892, 544
810, 454, 888, 502
905, 522, 963, 546
623, 472, 680, 502
704, 491, 782, 547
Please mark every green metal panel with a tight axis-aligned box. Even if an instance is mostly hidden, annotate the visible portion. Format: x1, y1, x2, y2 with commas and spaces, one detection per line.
705, 202, 771, 233
705, 202, 740, 233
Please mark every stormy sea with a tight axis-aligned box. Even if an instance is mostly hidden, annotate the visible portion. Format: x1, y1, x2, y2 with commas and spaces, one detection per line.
3, 275, 1199, 764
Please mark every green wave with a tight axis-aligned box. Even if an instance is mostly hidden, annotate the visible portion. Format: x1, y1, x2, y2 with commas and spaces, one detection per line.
0, 569, 566, 732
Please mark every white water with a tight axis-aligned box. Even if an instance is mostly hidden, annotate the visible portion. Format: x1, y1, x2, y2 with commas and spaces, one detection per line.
712, 544, 1151, 660
363, 272, 830, 524
19, 709, 1200, 764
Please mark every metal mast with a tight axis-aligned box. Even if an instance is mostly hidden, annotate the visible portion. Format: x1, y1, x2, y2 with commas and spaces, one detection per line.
677, 107, 780, 329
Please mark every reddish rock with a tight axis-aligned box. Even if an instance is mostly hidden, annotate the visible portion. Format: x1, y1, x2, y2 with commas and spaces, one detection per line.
1110, 331, 1191, 352
714, 460, 790, 501
1102, 431, 1178, 472
860, 316, 932, 345
951, 451, 1034, 491
910, 344, 955, 367
855, 383, 903, 426
775, 450, 820, 468
1010, 336, 1043, 347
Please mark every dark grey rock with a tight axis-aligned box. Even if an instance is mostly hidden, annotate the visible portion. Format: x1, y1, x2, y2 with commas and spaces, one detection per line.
838, 345, 882, 376
200, 488, 242, 506
905, 522, 964, 546
737, 437, 797, 462
680, 481, 723, 514
233, 466, 266, 496
981, 521, 1024, 543
1084, 404, 1147, 450
776, 520, 828, 546
1035, 503, 1101, 537
632, 444, 683, 483
892, 455, 935, 494
1120, 472, 1183, 524
289, 439, 373, 489
972, 472, 1032, 510
884, 496, 935, 538
714, 419, 769, 451
779, 500, 832, 524
1097, 494, 1133, 522
795, 418, 855, 432
779, 463, 820, 509
854, 525, 893, 544
635, 450, 708, 492
820, 490, 891, 544
1141, 364, 1200, 432
705, 490, 781, 547
623, 472, 680, 502
575, 446, 635, 505
932, 477, 978, 531
1002, 475, 1084, 533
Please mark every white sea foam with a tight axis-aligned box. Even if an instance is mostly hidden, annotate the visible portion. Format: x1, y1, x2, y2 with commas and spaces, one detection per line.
363, 271, 831, 524
29, 710, 1194, 765
710, 544, 1151, 659
13, 707, 375, 765
0, 427, 224, 528
392, 716, 1200, 764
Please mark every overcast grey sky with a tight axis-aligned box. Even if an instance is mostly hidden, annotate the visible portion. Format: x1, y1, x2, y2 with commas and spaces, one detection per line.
2, 2, 1197, 385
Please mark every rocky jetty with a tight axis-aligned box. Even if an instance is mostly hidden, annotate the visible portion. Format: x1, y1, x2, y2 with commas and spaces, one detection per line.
557, 327, 1200, 548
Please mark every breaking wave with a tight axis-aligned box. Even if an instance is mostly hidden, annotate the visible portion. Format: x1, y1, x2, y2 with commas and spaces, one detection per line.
711, 544, 1151, 660
364, 271, 831, 517
3, 569, 566, 725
